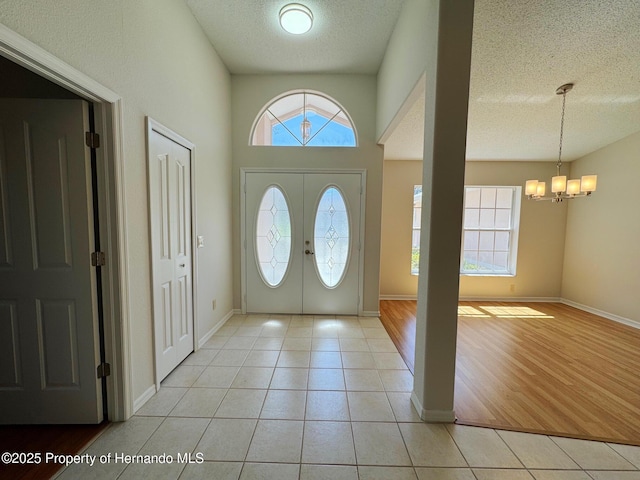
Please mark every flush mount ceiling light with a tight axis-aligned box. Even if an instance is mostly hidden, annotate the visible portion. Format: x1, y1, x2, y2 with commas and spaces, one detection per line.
279, 3, 313, 35
525, 83, 597, 202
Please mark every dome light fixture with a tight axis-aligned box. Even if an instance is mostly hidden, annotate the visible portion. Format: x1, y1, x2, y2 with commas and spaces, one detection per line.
279, 3, 313, 35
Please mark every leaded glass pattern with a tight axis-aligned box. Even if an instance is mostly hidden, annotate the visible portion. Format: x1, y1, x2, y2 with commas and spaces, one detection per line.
255, 186, 292, 287
314, 187, 350, 288
251, 91, 356, 147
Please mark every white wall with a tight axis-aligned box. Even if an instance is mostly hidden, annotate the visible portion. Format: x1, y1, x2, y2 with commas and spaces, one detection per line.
380, 160, 568, 299
0, 0, 233, 403
376, 0, 432, 141
562, 131, 640, 323
231, 75, 383, 314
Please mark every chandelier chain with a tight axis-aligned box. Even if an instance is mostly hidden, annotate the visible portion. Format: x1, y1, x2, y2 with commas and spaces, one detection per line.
557, 90, 567, 175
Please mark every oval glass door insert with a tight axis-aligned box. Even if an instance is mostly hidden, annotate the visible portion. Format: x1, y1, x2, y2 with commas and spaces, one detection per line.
314, 186, 350, 288
256, 186, 292, 287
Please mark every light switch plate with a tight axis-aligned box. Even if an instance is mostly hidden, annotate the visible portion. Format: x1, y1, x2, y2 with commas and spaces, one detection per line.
197, 235, 204, 248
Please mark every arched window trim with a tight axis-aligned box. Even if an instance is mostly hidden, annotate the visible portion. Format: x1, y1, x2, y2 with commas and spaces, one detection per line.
249, 89, 359, 147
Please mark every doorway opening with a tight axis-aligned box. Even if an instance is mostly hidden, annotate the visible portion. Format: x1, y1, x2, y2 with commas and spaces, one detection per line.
0, 25, 131, 426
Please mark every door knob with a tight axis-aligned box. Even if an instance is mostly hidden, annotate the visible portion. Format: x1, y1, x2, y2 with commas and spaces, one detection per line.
305, 250, 314, 255
179, 263, 185, 267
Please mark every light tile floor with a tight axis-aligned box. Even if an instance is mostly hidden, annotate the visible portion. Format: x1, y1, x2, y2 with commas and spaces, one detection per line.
56, 314, 640, 480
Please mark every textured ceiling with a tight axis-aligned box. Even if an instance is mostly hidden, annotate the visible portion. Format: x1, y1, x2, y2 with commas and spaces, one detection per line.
185, 0, 640, 162
186, 0, 406, 74
386, 0, 640, 161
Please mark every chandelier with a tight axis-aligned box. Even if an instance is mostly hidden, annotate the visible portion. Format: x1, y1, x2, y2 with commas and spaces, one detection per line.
525, 83, 597, 202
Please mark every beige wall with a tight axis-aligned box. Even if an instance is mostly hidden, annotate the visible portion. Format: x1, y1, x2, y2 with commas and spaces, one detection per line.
380, 160, 568, 299
231, 75, 383, 314
0, 0, 233, 403
562, 131, 640, 322
380, 161, 421, 296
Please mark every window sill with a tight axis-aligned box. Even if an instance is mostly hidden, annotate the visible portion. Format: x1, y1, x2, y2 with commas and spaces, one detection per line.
460, 273, 516, 277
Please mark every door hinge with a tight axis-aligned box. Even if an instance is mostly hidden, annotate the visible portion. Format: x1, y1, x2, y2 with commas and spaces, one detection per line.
85, 131, 101, 149
91, 251, 106, 266
97, 362, 111, 378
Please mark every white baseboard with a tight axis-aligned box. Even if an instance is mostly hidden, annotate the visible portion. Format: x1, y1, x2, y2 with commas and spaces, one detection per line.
360, 310, 380, 317
458, 296, 562, 302
198, 309, 237, 348
561, 298, 639, 330
132, 384, 157, 414
410, 392, 455, 423
381, 295, 564, 303
380, 295, 418, 301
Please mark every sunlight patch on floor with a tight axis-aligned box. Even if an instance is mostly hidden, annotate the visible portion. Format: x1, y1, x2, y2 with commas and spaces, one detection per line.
478, 306, 554, 319
457, 306, 490, 317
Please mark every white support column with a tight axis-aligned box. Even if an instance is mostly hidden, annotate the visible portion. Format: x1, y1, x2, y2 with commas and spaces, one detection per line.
411, 0, 475, 422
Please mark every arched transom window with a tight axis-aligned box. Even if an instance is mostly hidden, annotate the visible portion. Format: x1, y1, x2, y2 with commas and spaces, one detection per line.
251, 91, 357, 147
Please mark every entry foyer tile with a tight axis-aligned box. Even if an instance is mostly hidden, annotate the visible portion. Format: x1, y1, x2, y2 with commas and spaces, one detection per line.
214, 388, 267, 418
352, 422, 412, 466
446, 424, 523, 468
357, 466, 418, 480
197, 418, 257, 461
246, 419, 304, 463
230, 366, 274, 389
399, 423, 467, 467
497, 430, 579, 469
550, 436, 636, 470
135, 387, 187, 417
299, 464, 358, 480
193, 366, 239, 388
260, 389, 307, 420
240, 463, 300, 480
168, 387, 226, 417
180, 462, 243, 480
161, 365, 205, 387
270, 367, 309, 390
415, 468, 476, 480
302, 421, 356, 465
305, 390, 350, 420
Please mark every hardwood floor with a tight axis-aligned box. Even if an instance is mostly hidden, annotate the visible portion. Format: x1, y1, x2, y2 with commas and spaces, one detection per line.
0, 423, 108, 480
379, 300, 640, 446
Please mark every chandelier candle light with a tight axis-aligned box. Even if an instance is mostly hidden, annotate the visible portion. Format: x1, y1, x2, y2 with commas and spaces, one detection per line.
525, 83, 597, 202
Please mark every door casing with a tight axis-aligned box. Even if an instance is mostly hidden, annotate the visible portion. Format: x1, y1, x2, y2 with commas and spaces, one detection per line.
0, 24, 131, 421
240, 167, 366, 315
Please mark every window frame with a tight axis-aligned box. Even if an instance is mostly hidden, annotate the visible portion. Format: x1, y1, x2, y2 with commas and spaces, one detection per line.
460, 185, 521, 276
410, 185, 521, 277
411, 185, 422, 275
249, 89, 358, 148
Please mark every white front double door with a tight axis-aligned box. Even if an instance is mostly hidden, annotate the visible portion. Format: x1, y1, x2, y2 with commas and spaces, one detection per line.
244, 172, 363, 315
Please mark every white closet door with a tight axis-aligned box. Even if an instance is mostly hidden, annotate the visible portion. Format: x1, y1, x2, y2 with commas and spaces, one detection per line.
148, 127, 194, 382
0, 99, 102, 423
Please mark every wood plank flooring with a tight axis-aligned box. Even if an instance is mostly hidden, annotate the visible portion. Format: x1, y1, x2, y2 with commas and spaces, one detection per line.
0, 423, 108, 480
379, 300, 640, 446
